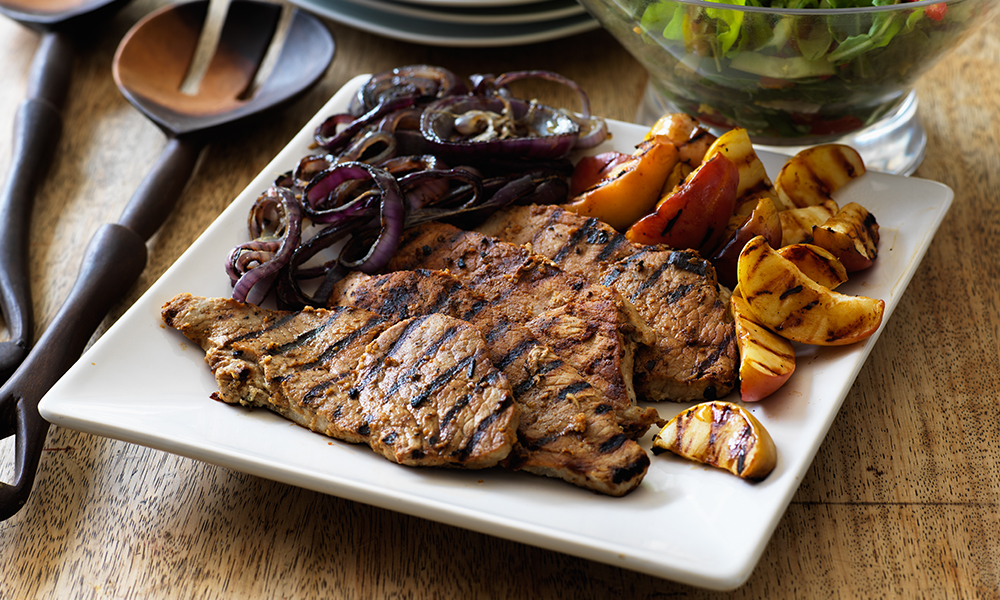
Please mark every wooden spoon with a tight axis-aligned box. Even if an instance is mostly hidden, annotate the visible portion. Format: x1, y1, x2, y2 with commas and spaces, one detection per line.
0, 0, 131, 381
0, 0, 334, 520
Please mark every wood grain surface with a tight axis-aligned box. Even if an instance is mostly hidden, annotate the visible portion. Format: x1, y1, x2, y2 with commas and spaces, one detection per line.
1, 2, 998, 597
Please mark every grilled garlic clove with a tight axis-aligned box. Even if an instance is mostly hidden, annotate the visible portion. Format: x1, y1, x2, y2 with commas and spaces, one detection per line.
652, 401, 777, 480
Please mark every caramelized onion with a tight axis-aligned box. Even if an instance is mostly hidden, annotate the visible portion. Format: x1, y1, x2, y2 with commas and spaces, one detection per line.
230, 65, 609, 308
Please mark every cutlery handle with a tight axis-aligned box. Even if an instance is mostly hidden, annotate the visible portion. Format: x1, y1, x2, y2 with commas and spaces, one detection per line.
0, 223, 148, 520
118, 136, 203, 241
0, 135, 203, 520
0, 31, 74, 382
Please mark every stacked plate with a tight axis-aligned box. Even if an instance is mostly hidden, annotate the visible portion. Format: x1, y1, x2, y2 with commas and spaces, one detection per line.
287, 0, 598, 47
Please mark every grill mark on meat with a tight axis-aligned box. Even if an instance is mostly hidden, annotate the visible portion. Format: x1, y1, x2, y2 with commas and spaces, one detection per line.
557, 380, 591, 401
613, 458, 649, 484
666, 284, 694, 305
595, 231, 627, 263
550, 216, 599, 263
478, 204, 738, 402
294, 314, 386, 373
162, 294, 518, 470
441, 394, 471, 429
600, 433, 627, 454
384, 324, 462, 401
265, 311, 343, 356
410, 353, 475, 409
668, 250, 710, 277
493, 338, 536, 371
354, 316, 429, 390
456, 395, 516, 461
230, 312, 300, 344
327, 270, 654, 495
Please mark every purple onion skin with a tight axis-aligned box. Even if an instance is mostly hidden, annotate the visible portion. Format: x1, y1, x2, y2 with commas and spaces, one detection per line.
231, 65, 609, 308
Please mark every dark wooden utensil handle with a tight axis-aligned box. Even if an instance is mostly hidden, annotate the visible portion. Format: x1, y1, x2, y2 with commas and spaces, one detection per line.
118, 136, 203, 240
0, 223, 147, 519
0, 31, 74, 381
0, 134, 202, 517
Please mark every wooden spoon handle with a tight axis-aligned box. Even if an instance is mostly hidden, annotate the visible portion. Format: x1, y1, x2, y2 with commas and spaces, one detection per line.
0, 223, 148, 519
0, 31, 74, 381
118, 136, 204, 240
0, 134, 203, 519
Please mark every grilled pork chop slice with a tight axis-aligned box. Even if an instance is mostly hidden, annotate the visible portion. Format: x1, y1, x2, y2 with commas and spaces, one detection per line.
329, 270, 652, 495
162, 293, 518, 469
388, 222, 652, 416
330, 269, 658, 438
478, 204, 738, 402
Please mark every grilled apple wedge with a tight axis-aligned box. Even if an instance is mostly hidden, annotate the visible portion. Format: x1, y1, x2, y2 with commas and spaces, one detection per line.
738, 235, 884, 346
811, 202, 880, 272
778, 200, 839, 247
776, 243, 848, 290
565, 138, 678, 231
775, 143, 865, 209
731, 292, 795, 403
652, 401, 777, 481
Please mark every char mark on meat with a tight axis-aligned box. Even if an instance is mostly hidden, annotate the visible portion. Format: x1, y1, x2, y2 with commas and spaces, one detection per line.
162, 293, 518, 469
389, 221, 653, 423
330, 270, 654, 496
478, 204, 738, 402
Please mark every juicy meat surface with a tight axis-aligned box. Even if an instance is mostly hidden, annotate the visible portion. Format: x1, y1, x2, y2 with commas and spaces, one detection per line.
162, 293, 518, 469
330, 269, 655, 496
388, 221, 652, 416
478, 204, 738, 402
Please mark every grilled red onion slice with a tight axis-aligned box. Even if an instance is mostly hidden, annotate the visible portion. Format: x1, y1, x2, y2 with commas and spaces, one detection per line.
352, 65, 465, 115
487, 69, 609, 150
228, 187, 302, 304
231, 65, 613, 308
315, 94, 417, 151
419, 95, 580, 160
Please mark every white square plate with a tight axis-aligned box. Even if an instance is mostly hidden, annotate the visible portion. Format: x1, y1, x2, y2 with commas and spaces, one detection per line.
39, 75, 953, 591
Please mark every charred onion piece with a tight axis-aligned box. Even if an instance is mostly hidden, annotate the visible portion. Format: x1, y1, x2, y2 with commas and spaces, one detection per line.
420, 95, 580, 160
352, 64, 465, 116
227, 187, 303, 304
232, 65, 611, 308
487, 69, 609, 150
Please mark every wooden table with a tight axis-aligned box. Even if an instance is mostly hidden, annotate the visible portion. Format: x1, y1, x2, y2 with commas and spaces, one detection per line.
1, 2, 998, 597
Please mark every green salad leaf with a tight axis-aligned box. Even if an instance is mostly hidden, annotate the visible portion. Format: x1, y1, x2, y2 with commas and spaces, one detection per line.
632, 0, 976, 139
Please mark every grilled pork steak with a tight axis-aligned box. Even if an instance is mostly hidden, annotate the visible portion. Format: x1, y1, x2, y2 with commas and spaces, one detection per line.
478, 204, 738, 402
331, 268, 658, 438
388, 222, 652, 417
162, 293, 518, 469
330, 269, 654, 495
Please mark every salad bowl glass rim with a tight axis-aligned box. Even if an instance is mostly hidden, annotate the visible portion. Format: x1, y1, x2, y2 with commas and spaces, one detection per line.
654, 0, 970, 16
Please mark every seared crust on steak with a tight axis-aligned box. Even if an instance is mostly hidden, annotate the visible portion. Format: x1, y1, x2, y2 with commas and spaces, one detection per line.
388, 222, 652, 415
329, 270, 652, 495
478, 204, 738, 402
162, 293, 518, 469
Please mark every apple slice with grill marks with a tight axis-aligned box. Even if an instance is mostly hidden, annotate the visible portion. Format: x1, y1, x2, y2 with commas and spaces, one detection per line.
811, 202, 880, 272
652, 401, 777, 481
624, 152, 739, 254
737, 235, 884, 346
731, 291, 795, 403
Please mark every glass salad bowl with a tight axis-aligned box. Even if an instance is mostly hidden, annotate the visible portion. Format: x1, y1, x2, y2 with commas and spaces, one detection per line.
578, 0, 998, 174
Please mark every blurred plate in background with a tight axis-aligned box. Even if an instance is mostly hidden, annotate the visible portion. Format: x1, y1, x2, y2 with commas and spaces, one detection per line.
288, 0, 598, 46
339, 0, 585, 25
